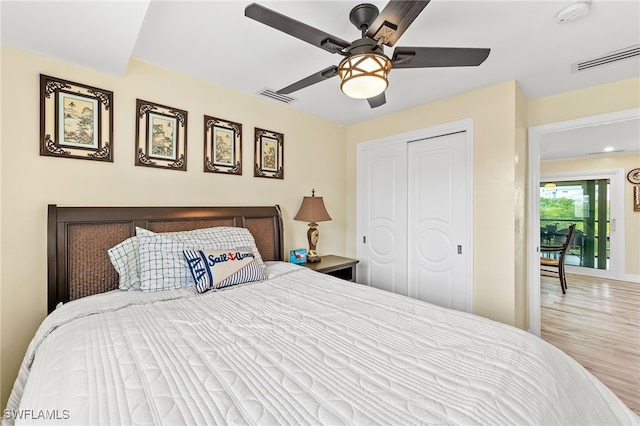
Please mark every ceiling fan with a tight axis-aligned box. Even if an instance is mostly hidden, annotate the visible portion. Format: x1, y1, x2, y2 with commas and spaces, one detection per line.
245, 1, 490, 108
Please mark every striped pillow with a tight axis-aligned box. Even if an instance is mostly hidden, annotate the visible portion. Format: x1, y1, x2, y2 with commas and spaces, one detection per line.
183, 249, 266, 293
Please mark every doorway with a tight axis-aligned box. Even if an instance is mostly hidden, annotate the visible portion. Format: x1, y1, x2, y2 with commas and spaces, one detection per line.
527, 108, 639, 336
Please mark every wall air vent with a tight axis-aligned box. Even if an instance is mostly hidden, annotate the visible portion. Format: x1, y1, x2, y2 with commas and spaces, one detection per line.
257, 88, 296, 104
571, 45, 640, 73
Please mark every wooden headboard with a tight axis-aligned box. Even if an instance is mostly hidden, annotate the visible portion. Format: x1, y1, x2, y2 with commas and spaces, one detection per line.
47, 205, 284, 313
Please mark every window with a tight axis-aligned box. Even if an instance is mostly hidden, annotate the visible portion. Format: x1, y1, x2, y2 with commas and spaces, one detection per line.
540, 179, 609, 270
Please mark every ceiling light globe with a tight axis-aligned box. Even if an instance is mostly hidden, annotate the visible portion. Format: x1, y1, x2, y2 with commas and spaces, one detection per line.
339, 52, 391, 99
341, 75, 388, 99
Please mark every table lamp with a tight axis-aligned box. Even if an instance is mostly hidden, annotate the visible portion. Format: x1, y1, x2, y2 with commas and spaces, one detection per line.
294, 189, 331, 262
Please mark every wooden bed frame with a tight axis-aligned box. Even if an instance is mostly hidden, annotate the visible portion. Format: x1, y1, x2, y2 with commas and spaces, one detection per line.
47, 205, 284, 313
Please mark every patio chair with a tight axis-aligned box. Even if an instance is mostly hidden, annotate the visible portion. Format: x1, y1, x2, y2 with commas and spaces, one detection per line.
540, 224, 576, 294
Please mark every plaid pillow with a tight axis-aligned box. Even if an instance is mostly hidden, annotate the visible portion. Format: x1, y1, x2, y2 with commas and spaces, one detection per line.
183, 249, 266, 293
107, 233, 143, 290
137, 235, 197, 291
137, 226, 266, 271
109, 226, 266, 292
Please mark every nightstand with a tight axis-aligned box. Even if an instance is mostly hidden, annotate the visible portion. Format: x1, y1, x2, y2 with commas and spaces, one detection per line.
303, 255, 359, 282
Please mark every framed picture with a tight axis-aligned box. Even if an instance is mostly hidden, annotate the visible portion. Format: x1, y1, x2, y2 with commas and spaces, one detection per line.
634, 186, 640, 212
627, 168, 640, 184
39, 74, 113, 162
254, 127, 284, 179
204, 115, 242, 175
135, 99, 188, 171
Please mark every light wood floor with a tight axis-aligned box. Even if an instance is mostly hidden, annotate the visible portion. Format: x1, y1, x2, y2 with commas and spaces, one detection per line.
540, 273, 640, 415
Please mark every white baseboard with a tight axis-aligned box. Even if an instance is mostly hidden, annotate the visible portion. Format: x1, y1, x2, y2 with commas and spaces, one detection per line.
621, 274, 640, 284
566, 268, 640, 284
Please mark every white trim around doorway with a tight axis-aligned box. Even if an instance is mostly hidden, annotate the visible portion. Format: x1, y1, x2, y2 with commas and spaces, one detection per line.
527, 107, 640, 336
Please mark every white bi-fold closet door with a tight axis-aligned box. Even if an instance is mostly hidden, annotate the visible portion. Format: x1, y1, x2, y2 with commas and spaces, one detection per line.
356, 123, 473, 313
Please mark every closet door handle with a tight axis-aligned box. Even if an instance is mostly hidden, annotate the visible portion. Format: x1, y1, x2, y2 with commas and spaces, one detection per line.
457, 245, 462, 254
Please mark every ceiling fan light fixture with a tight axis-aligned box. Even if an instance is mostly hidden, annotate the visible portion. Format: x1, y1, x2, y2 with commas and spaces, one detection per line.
338, 52, 391, 99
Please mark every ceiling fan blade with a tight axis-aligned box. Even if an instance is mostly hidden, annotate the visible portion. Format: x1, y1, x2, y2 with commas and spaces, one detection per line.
245, 3, 351, 54
392, 47, 491, 68
366, 1, 431, 47
277, 66, 338, 94
367, 92, 386, 108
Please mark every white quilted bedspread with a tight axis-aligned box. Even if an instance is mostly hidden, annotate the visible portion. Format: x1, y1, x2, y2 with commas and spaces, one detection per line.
6, 262, 639, 425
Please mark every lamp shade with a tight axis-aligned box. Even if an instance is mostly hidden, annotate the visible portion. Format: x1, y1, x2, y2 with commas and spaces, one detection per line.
294, 195, 331, 223
338, 52, 391, 99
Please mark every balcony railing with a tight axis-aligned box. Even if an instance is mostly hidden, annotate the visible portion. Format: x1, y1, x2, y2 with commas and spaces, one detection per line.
540, 218, 609, 269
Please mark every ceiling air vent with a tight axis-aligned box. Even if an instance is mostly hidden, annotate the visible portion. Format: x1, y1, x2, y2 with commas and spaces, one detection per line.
571, 45, 640, 73
257, 88, 296, 104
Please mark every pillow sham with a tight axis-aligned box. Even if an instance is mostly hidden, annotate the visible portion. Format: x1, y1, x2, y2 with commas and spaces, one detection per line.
137, 226, 266, 271
136, 235, 198, 291
183, 249, 266, 293
107, 233, 142, 290
108, 226, 266, 291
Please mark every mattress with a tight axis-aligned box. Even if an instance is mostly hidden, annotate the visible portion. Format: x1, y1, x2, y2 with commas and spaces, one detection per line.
5, 262, 639, 425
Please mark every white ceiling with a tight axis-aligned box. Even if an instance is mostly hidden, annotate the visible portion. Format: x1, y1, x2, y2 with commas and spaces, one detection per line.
1, 0, 639, 157
540, 117, 640, 161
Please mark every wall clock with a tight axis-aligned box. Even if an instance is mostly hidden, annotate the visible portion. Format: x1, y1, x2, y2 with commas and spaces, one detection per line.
627, 168, 640, 184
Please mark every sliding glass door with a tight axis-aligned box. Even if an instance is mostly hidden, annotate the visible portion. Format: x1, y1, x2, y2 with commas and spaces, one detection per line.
540, 179, 610, 270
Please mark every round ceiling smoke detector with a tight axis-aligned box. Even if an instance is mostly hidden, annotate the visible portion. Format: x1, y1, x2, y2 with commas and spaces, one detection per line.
555, 1, 591, 24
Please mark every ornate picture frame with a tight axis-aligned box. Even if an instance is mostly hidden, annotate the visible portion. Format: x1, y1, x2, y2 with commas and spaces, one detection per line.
204, 115, 242, 175
39, 74, 113, 162
135, 99, 188, 171
254, 127, 284, 179
627, 168, 640, 184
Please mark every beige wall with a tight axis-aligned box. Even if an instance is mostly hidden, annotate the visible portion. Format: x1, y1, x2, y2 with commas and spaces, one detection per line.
528, 77, 640, 127
541, 154, 640, 278
346, 80, 527, 327
2, 44, 639, 411
344, 77, 640, 333
0, 47, 347, 408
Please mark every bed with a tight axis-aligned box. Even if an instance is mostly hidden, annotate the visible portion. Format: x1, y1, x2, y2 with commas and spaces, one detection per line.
5, 205, 638, 425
